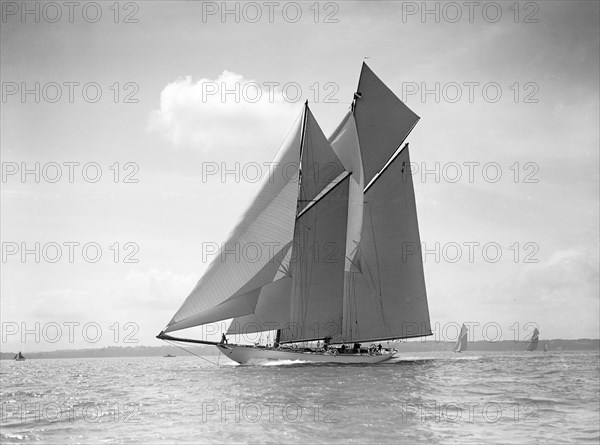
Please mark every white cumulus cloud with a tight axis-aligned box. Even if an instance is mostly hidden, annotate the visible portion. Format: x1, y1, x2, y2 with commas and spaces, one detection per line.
148, 70, 300, 161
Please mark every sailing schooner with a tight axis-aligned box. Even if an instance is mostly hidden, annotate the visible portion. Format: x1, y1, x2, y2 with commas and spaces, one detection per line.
158, 63, 432, 364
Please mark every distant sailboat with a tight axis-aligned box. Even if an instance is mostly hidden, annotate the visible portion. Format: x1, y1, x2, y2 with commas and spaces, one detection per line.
157, 63, 432, 364
13, 352, 25, 361
526, 328, 540, 351
543, 342, 549, 352
453, 324, 468, 353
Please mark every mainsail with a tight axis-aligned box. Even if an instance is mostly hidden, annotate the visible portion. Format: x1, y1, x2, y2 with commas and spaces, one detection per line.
328, 63, 431, 343
160, 63, 432, 347
526, 328, 540, 351
454, 324, 468, 352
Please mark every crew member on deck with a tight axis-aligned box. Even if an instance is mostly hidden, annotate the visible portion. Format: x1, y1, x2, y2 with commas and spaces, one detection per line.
221, 334, 228, 344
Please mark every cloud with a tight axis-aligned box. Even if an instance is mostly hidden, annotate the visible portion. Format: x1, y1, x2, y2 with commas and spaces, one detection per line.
148, 70, 300, 161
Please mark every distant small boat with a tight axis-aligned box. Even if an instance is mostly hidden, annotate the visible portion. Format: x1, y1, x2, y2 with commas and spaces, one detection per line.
453, 324, 468, 353
526, 328, 540, 351
163, 354, 176, 358
14, 352, 25, 361
543, 342, 549, 352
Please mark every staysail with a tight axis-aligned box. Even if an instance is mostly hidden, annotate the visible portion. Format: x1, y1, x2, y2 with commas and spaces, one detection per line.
331, 62, 431, 343
454, 324, 468, 352
163, 113, 303, 333
526, 328, 540, 351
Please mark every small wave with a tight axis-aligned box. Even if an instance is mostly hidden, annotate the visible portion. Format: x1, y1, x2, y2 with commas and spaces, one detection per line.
389, 356, 437, 362
391, 354, 482, 361
219, 361, 239, 367
1, 432, 27, 441
248, 359, 309, 366
541, 369, 563, 375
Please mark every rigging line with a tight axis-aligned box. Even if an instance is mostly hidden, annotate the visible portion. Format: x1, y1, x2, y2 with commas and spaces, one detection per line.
305, 116, 317, 183
298, 210, 311, 340
162, 339, 220, 366
367, 202, 383, 297
342, 240, 361, 341
327, 108, 352, 143
297, 172, 350, 219
287, 103, 309, 341
363, 139, 415, 194
296, 101, 309, 211
360, 219, 391, 337
343, 276, 349, 341
259, 105, 303, 189
295, 190, 319, 342
352, 273, 359, 341
279, 107, 304, 155
304, 197, 319, 339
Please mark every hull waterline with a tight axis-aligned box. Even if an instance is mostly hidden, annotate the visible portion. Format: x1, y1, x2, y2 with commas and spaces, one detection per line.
217, 344, 395, 365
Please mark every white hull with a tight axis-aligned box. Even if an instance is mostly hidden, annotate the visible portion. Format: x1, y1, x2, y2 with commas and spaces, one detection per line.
217, 344, 395, 365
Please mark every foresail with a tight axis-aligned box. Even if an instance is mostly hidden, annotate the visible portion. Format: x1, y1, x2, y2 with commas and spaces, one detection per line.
280, 176, 351, 343
226, 276, 293, 336
339, 146, 431, 342
164, 116, 303, 333
354, 63, 420, 186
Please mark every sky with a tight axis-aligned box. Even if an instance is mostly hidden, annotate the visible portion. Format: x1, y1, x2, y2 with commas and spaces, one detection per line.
1, 1, 598, 352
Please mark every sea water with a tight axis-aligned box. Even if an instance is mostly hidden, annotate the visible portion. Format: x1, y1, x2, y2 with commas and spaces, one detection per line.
1, 351, 598, 444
